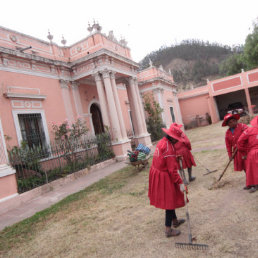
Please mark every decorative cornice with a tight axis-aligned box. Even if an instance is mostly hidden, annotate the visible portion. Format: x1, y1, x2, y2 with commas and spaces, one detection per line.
71, 48, 138, 68
138, 77, 176, 87
0, 48, 138, 82
139, 84, 177, 94
3, 92, 46, 100
0, 46, 70, 68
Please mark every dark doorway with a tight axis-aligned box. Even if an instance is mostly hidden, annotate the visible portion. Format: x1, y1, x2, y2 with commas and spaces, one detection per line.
215, 90, 247, 120
90, 103, 104, 134
249, 86, 258, 114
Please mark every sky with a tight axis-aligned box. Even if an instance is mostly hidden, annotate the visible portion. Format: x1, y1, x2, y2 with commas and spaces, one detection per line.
0, 0, 257, 62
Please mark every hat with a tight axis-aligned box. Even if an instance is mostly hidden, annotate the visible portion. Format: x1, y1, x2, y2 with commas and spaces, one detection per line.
222, 113, 240, 127
171, 123, 183, 129
162, 124, 183, 142
250, 116, 258, 128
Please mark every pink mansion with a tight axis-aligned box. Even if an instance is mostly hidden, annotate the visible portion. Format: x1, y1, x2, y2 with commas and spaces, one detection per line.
1, 23, 257, 202
0, 24, 182, 201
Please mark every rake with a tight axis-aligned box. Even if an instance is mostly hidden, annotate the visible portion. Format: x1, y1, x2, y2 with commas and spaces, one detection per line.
209, 148, 238, 190
175, 160, 209, 251
178, 158, 188, 185
175, 190, 209, 250
194, 157, 217, 176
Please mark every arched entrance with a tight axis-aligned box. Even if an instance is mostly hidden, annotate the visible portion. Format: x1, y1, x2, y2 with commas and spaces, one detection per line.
90, 103, 104, 134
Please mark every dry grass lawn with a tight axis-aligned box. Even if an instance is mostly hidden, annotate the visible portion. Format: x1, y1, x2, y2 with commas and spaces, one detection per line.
0, 123, 258, 258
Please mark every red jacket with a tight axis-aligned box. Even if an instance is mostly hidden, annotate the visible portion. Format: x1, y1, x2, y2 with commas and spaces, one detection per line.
175, 133, 196, 169
225, 123, 248, 171
237, 127, 258, 186
148, 137, 185, 210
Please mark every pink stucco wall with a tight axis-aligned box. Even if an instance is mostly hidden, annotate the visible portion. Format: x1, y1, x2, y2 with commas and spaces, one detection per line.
78, 83, 99, 132
0, 174, 17, 199
0, 70, 68, 146
178, 68, 258, 126
179, 94, 210, 126
138, 67, 174, 83
208, 68, 258, 96
162, 89, 175, 126
178, 86, 210, 126
0, 26, 131, 63
138, 66, 180, 128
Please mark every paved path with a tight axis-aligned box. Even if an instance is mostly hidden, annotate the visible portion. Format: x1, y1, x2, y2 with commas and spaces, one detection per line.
0, 161, 128, 231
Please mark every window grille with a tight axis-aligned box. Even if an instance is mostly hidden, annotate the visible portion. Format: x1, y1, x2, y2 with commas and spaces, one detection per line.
18, 113, 46, 149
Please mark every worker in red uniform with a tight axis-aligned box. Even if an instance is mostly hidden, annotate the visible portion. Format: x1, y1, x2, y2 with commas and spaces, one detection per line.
148, 124, 186, 238
173, 123, 196, 183
237, 116, 258, 193
222, 114, 248, 187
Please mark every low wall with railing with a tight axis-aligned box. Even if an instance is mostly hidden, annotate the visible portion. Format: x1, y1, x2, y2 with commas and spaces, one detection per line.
8, 132, 114, 193
0, 158, 116, 216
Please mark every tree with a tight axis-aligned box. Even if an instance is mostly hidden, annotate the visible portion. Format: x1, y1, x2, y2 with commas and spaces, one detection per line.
243, 19, 258, 70
219, 54, 246, 76
143, 94, 165, 141
219, 17, 258, 75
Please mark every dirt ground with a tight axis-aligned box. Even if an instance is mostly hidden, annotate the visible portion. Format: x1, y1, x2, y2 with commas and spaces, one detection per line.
1, 123, 258, 258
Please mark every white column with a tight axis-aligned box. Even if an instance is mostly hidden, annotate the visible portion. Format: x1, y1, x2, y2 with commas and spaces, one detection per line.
244, 88, 254, 115
126, 81, 139, 137
129, 77, 144, 136
110, 72, 128, 140
93, 73, 110, 128
0, 119, 8, 165
102, 70, 122, 141
173, 92, 183, 125
133, 78, 148, 134
0, 118, 17, 202
60, 80, 74, 123
71, 81, 84, 118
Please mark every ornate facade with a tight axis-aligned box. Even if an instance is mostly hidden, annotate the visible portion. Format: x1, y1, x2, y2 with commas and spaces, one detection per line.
0, 24, 181, 201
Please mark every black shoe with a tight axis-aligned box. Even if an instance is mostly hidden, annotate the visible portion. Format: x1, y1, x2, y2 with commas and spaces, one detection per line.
249, 186, 258, 193
165, 229, 181, 237
173, 219, 186, 228
189, 176, 196, 182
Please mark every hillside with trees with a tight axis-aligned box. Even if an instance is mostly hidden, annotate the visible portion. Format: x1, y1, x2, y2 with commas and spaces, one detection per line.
139, 18, 258, 91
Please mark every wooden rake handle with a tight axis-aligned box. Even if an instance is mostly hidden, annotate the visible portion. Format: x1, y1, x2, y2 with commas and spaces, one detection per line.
217, 147, 238, 182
